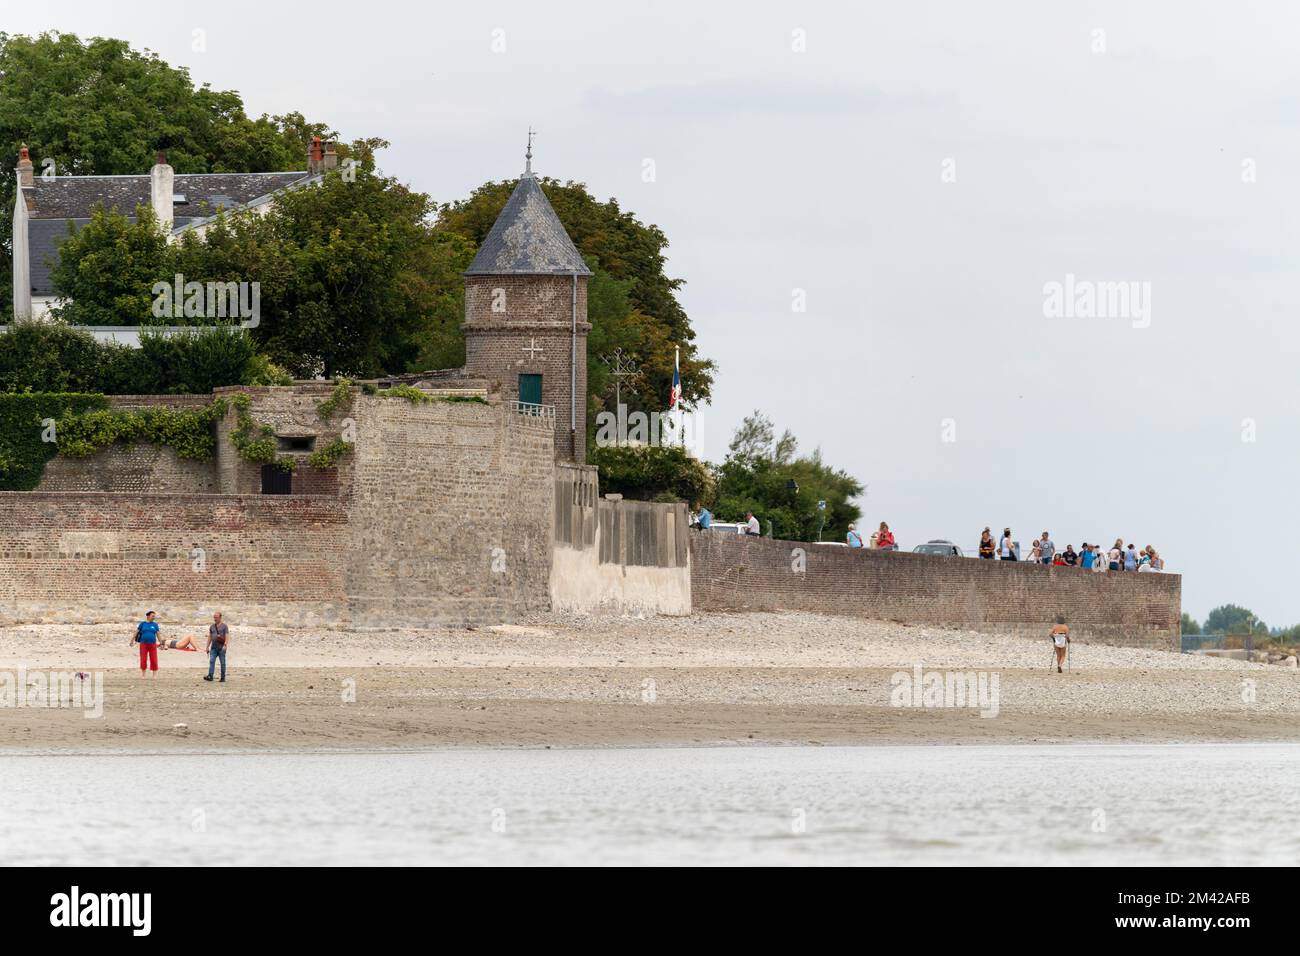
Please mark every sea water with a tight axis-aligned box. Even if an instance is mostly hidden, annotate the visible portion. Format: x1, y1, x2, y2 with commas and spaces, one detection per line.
2, 743, 1297, 866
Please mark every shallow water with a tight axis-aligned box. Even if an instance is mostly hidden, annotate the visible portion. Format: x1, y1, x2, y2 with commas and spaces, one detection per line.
3, 743, 1298, 865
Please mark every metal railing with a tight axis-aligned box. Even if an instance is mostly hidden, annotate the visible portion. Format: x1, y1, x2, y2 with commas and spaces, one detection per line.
508, 400, 555, 423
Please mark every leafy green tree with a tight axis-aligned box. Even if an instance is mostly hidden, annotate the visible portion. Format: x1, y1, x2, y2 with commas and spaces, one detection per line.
1203, 604, 1266, 636
589, 444, 714, 508
0, 31, 336, 316
48, 205, 170, 326
712, 410, 863, 541
1180, 612, 1201, 635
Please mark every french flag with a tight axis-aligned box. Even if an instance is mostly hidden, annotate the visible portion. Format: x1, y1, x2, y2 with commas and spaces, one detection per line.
669, 347, 682, 409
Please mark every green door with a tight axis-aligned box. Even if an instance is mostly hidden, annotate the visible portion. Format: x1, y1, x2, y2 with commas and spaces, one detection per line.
519, 373, 542, 410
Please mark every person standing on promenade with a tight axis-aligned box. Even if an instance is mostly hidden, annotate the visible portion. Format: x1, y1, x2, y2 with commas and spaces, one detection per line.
1107, 540, 1123, 572
978, 528, 996, 559
876, 522, 897, 551
1038, 531, 1055, 565
1079, 543, 1096, 571
1062, 544, 1078, 567
1050, 616, 1071, 673
1124, 543, 1139, 572
204, 611, 229, 683
847, 524, 864, 548
1000, 528, 1017, 561
132, 610, 160, 679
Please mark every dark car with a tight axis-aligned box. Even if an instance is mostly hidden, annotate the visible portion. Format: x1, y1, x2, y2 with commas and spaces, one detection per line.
912, 539, 963, 557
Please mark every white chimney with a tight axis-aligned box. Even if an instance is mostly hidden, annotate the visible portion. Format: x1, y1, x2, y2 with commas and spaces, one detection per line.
151, 152, 175, 232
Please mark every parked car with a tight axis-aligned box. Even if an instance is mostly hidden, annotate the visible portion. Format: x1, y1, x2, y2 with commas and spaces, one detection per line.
704, 521, 746, 535
912, 539, 964, 557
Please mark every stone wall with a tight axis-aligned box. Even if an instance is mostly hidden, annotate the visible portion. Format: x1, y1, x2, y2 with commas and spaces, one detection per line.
343, 394, 555, 626
550, 464, 691, 616
2, 387, 556, 628
36, 444, 218, 493
690, 533, 1182, 648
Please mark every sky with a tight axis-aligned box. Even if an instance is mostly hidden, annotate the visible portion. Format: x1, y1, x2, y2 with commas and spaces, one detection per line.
8, 0, 1300, 625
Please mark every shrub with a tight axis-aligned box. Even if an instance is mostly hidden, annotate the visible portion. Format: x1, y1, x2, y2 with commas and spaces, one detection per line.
0, 392, 110, 490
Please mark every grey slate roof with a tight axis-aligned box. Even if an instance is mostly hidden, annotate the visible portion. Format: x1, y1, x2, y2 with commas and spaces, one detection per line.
464, 175, 592, 276
28, 171, 309, 220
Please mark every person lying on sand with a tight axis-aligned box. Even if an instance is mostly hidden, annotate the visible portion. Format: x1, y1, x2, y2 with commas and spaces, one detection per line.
159, 635, 201, 652
1050, 615, 1070, 674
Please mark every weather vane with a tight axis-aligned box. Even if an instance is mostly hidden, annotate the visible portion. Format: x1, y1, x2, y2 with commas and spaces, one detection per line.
600, 348, 639, 409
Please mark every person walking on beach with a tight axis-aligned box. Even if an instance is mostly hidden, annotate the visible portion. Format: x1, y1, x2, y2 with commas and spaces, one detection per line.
978, 528, 996, 559
846, 524, 864, 548
1000, 528, 1017, 561
132, 610, 160, 679
204, 612, 229, 683
1050, 616, 1070, 673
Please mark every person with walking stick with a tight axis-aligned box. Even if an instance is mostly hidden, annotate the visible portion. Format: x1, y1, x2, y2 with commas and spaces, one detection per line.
1050, 615, 1070, 674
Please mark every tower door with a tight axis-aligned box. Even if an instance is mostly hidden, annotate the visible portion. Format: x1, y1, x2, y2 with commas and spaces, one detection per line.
518, 373, 543, 410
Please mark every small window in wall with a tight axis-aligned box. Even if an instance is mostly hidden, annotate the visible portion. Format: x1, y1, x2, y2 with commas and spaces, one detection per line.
277, 435, 316, 453
261, 463, 293, 495
518, 373, 543, 411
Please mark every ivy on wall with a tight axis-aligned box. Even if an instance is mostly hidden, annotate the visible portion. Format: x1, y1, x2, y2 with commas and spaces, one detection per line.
0, 393, 111, 491
1, 380, 490, 490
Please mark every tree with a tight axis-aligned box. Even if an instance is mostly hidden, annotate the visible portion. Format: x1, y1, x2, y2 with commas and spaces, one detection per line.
1203, 604, 1266, 636
48, 204, 170, 326
712, 410, 863, 541
0, 31, 336, 317
589, 445, 714, 508
1180, 612, 1200, 635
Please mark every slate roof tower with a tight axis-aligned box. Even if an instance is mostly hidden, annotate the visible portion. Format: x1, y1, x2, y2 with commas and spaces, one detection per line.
462, 139, 591, 462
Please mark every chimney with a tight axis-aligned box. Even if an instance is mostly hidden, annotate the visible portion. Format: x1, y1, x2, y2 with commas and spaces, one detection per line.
150, 151, 175, 232
308, 136, 324, 176
15, 144, 34, 188
323, 140, 338, 172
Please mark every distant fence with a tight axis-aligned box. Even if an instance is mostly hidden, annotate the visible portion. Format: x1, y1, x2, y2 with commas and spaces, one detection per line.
1180, 633, 1254, 658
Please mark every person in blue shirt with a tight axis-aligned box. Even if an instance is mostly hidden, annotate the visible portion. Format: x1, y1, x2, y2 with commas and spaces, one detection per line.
1079, 543, 1097, 571
132, 610, 161, 678
846, 524, 864, 548
696, 507, 712, 530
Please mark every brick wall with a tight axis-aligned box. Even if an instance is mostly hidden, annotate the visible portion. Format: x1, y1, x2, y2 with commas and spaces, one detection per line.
463, 275, 589, 463
0, 492, 349, 627
2, 387, 556, 628
690, 534, 1182, 648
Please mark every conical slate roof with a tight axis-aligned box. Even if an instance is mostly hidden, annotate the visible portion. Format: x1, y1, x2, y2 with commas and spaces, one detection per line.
464, 174, 592, 276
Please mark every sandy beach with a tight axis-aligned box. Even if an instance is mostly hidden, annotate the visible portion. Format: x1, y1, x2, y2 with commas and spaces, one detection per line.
1, 611, 1296, 750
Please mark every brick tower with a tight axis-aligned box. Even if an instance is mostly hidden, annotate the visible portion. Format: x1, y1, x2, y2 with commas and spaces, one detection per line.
462, 141, 592, 462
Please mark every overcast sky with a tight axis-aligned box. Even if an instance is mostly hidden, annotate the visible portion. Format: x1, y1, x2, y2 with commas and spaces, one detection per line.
11, 1, 1299, 624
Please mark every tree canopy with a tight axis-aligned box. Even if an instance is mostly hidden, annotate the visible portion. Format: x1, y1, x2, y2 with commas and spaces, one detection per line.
0, 31, 337, 318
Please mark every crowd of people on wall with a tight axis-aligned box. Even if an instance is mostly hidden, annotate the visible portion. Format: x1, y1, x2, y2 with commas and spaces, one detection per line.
977, 528, 1165, 570
841, 523, 1167, 571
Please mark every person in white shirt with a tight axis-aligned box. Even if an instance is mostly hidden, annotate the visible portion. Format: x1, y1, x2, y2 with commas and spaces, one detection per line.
744, 512, 760, 536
